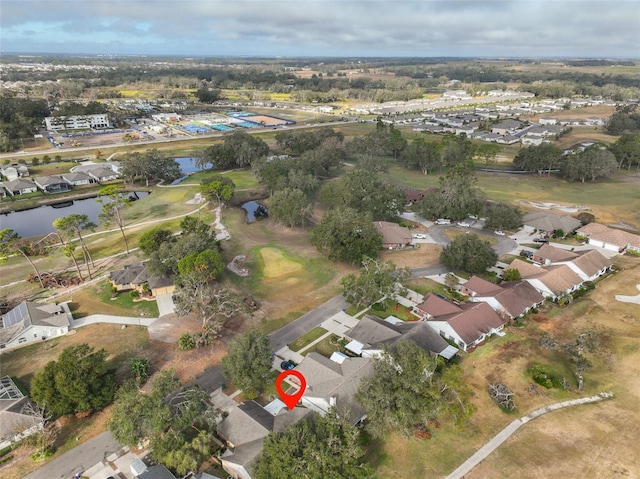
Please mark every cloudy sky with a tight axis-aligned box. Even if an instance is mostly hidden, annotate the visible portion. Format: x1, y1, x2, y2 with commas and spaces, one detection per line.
1, 0, 639, 58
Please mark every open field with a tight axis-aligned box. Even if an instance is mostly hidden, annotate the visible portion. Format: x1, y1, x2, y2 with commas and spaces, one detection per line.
389, 166, 640, 227
369, 256, 640, 478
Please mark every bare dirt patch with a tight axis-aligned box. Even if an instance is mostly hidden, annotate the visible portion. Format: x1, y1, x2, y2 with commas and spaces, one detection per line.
379, 243, 442, 269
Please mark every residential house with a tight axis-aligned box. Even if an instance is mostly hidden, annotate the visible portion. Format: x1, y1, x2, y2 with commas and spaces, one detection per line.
3, 178, 38, 196
522, 211, 582, 236
214, 390, 312, 479
0, 182, 7, 198
292, 352, 373, 423
507, 259, 583, 299
34, 175, 72, 193
414, 294, 507, 351
531, 244, 612, 281
109, 263, 174, 296
490, 119, 524, 135
374, 221, 412, 250
130, 459, 176, 479
0, 301, 71, 350
577, 222, 640, 253
344, 314, 458, 360
0, 164, 29, 181
461, 276, 545, 320
88, 167, 120, 182
61, 171, 95, 186
562, 249, 613, 281
401, 187, 428, 205
532, 243, 578, 265
0, 377, 43, 450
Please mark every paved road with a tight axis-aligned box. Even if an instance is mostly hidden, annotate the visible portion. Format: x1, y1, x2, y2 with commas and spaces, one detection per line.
25, 431, 121, 479
428, 224, 517, 255
194, 294, 348, 392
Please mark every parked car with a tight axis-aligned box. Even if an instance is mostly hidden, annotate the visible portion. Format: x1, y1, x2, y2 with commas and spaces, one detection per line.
435, 218, 451, 225
280, 360, 295, 370
412, 233, 427, 239
468, 214, 478, 220
534, 237, 550, 243
494, 230, 505, 236
457, 221, 471, 227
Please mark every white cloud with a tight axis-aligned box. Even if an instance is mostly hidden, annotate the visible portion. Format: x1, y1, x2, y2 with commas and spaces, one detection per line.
1, 0, 638, 56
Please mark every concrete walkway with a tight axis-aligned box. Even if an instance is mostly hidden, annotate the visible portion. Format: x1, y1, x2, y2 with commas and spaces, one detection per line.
72, 314, 156, 328
615, 284, 640, 305
446, 391, 614, 479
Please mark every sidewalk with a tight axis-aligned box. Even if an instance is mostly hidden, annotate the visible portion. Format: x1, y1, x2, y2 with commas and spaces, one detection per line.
446, 391, 614, 479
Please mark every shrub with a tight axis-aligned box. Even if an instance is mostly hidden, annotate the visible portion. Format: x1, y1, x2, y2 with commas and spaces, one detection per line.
31, 157, 40, 166
178, 333, 195, 351
529, 364, 553, 389
553, 229, 564, 239
129, 290, 140, 299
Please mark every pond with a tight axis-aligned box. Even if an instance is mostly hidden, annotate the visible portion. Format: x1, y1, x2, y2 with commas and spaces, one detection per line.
241, 201, 268, 223
0, 191, 149, 238
170, 157, 212, 185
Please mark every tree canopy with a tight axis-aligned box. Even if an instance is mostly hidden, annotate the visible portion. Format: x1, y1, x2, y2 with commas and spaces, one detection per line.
311, 207, 382, 263
203, 130, 269, 169
414, 162, 484, 220
137, 227, 173, 255
269, 187, 313, 227
482, 202, 522, 230
199, 174, 236, 205
560, 145, 618, 182
340, 257, 410, 309
254, 412, 375, 479
319, 168, 405, 220
119, 149, 181, 186
610, 134, 640, 171
109, 371, 217, 476
30, 344, 116, 417
98, 185, 132, 254
440, 233, 498, 274
356, 340, 474, 438
513, 144, 561, 173
221, 329, 273, 399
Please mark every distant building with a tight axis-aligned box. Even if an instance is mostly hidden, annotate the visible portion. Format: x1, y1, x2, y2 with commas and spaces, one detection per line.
45, 113, 111, 131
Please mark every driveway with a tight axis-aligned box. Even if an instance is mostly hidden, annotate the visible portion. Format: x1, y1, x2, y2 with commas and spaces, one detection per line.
155, 293, 176, 317
25, 431, 122, 479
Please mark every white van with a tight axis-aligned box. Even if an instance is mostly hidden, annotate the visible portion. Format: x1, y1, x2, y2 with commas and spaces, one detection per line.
435, 219, 451, 225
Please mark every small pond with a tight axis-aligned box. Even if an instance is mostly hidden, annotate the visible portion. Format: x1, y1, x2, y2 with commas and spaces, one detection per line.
170, 157, 216, 185
242, 201, 268, 223
1, 191, 149, 238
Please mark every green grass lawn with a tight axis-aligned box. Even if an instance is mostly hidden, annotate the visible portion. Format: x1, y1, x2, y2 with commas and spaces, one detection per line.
288, 327, 328, 352
66, 280, 159, 318
386, 165, 640, 226
302, 334, 341, 358
366, 302, 420, 322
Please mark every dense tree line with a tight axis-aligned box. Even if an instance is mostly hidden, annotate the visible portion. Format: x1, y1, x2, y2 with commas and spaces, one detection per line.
0, 93, 49, 151
606, 105, 640, 135
440, 234, 498, 274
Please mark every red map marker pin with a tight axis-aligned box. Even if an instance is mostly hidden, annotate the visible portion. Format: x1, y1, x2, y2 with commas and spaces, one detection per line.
275, 370, 306, 410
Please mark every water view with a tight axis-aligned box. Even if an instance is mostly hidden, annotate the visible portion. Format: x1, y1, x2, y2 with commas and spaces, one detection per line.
241, 201, 268, 223
0, 192, 149, 238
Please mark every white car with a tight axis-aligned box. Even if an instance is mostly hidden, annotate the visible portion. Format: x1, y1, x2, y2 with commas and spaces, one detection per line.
494, 230, 505, 236
412, 233, 427, 239
457, 221, 471, 227
435, 219, 451, 225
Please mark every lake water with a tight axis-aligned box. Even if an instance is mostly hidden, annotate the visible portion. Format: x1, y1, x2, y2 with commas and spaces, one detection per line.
0, 192, 149, 238
241, 201, 268, 223
170, 157, 213, 185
